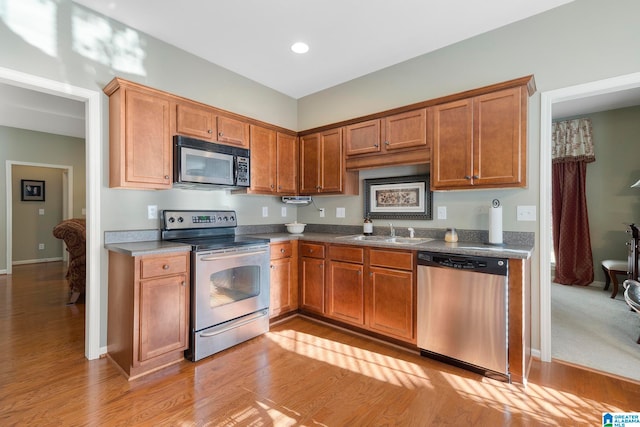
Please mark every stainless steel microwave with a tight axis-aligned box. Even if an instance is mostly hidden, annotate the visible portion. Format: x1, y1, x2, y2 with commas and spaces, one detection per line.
173, 135, 250, 189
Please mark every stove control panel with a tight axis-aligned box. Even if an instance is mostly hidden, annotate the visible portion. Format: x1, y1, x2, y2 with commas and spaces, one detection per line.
162, 210, 237, 230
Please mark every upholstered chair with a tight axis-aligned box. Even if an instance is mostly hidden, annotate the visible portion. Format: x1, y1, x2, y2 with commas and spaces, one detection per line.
52, 219, 86, 304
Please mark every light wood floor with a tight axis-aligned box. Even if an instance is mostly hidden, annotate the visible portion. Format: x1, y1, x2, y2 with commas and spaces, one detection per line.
2, 262, 640, 426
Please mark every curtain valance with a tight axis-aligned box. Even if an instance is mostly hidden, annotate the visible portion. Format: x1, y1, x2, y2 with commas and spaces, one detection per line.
552, 118, 596, 163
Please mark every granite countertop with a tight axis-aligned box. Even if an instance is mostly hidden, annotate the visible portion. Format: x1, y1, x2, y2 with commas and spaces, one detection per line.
247, 232, 533, 259
104, 230, 533, 259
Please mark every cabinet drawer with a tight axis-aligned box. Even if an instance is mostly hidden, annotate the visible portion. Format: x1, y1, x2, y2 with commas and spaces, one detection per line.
140, 254, 188, 279
370, 249, 414, 271
300, 242, 325, 258
328, 245, 364, 263
271, 241, 293, 260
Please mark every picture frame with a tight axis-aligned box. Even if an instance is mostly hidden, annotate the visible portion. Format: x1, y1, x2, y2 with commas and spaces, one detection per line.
21, 179, 45, 202
364, 175, 432, 220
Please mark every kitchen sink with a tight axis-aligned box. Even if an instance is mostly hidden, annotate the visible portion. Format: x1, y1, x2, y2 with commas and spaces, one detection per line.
337, 235, 434, 245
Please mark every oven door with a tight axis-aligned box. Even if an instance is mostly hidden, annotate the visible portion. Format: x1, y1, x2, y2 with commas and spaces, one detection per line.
193, 245, 270, 331
179, 146, 235, 186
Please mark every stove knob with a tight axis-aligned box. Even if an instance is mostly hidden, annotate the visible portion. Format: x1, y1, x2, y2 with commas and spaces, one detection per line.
223, 216, 228, 222
168, 217, 175, 223
217, 216, 222, 222
230, 216, 235, 222
177, 217, 184, 223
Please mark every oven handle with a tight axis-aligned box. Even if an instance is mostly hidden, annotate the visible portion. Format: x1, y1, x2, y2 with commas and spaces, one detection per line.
198, 309, 268, 337
199, 250, 268, 261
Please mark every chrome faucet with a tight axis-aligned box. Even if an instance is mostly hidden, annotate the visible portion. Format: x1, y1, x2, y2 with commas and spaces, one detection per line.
407, 227, 415, 238
389, 223, 395, 237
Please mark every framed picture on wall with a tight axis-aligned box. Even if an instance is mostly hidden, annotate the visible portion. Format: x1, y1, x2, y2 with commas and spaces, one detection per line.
21, 179, 45, 202
364, 175, 432, 220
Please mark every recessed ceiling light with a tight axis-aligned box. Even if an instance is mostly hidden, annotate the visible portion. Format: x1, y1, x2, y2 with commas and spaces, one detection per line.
291, 42, 309, 54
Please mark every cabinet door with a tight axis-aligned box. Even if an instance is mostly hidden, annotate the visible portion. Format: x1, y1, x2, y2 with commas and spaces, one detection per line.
217, 116, 250, 148
327, 261, 364, 325
384, 109, 427, 151
345, 120, 381, 156
276, 133, 298, 194
270, 257, 296, 317
368, 267, 414, 341
250, 125, 276, 193
138, 274, 188, 362
300, 257, 325, 314
319, 128, 343, 193
122, 89, 172, 188
431, 99, 473, 189
473, 87, 524, 187
299, 133, 321, 194
176, 103, 216, 140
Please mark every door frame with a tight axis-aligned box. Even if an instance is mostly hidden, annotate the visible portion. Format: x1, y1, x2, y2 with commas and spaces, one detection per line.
539, 72, 640, 362
0, 66, 102, 360
6, 161, 73, 266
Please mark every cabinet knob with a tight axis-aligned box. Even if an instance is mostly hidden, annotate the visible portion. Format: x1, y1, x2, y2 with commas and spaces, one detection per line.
472, 175, 479, 179
218, 132, 224, 137
464, 175, 471, 180
270, 265, 275, 269
384, 141, 390, 146
181, 281, 185, 287
164, 175, 169, 179
207, 129, 213, 134
163, 264, 170, 270
280, 248, 286, 253
271, 184, 275, 189
373, 143, 379, 148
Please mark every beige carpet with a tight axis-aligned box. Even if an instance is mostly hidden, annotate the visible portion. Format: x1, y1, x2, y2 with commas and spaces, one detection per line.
551, 281, 640, 381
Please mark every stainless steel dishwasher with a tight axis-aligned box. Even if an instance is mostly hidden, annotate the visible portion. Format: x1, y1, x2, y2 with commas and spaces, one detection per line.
417, 251, 509, 381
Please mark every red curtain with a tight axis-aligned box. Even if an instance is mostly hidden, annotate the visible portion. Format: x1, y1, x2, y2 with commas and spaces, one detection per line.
552, 161, 594, 285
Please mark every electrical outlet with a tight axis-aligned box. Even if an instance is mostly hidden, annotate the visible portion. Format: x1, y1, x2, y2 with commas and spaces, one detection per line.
262, 206, 268, 217
38, 208, 45, 215
517, 205, 536, 221
38, 243, 45, 250
437, 206, 447, 220
281, 206, 287, 217
336, 207, 345, 218
81, 208, 86, 215
319, 208, 325, 218
147, 205, 158, 219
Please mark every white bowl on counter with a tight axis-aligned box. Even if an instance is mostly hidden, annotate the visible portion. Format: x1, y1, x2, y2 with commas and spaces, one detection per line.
285, 222, 306, 234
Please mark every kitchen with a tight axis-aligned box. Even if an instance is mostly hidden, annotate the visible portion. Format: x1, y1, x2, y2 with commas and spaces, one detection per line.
1, 0, 640, 424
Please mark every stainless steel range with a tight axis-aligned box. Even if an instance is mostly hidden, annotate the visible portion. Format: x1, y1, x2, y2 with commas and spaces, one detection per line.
161, 210, 270, 362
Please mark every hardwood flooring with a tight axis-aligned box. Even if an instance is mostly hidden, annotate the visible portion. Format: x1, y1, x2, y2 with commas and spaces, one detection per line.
2, 262, 640, 426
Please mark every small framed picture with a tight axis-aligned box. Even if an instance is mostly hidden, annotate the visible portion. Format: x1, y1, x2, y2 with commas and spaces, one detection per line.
364, 175, 432, 220
21, 179, 45, 202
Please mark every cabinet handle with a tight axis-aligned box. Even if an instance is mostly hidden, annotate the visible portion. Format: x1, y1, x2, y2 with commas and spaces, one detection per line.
181, 281, 185, 287
207, 129, 212, 134
164, 175, 169, 179
163, 264, 169, 270
270, 184, 275, 189
218, 132, 224, 137
472, 175, 479, 179
384, 141, 390, 146
280, 248, 286, 253
464, 175, 471, 180
373, 143, 379, 148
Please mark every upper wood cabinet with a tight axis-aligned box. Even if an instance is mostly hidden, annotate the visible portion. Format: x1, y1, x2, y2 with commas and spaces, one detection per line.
105, 79, 173, 189
345, 109, 429, 170
431, 86, 528, 190
249, 125, 298, 195
299, 128, 358, 195
176, 102, 249, 148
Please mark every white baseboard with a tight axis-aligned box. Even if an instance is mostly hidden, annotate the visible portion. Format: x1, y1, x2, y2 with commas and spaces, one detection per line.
12, 257, 63, 265
0, 269, 6, 275
531, 348, 541, 360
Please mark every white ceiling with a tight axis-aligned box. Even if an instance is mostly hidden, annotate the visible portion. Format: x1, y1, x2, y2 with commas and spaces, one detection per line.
73, 0, 575, 99
3, 0, 640, 138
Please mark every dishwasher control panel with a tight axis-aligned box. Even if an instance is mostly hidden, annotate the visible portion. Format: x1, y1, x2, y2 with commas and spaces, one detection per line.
417, 252, 507, 276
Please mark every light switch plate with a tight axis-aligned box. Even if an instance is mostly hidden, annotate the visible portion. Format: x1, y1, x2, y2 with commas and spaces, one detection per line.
437, 206, 447, 220
319, 208, 325, 218
147, 205, 158, 219
336, 207, 345, 218
262, 206, 268, 217
281, 206, 287, 217
38, 208, 45, 215
517, 205, 536, 221
38, 243, 45, 250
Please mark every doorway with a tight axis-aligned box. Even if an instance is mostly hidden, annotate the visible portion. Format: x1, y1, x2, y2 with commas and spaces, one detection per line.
539, 72, 640, 362
0, 66, 102, 360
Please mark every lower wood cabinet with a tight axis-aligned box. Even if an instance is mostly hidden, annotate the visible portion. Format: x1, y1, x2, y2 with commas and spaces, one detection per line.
269, 241, 298, 318
299, 242, 326, 314
318, 243, 416, 344
107, 250, 190, 380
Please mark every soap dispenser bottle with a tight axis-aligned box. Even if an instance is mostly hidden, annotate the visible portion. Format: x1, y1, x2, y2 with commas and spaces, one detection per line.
363, 214, 373, 236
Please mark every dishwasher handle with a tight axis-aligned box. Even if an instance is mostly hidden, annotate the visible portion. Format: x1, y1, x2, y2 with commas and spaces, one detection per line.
417, 251, 507, 276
